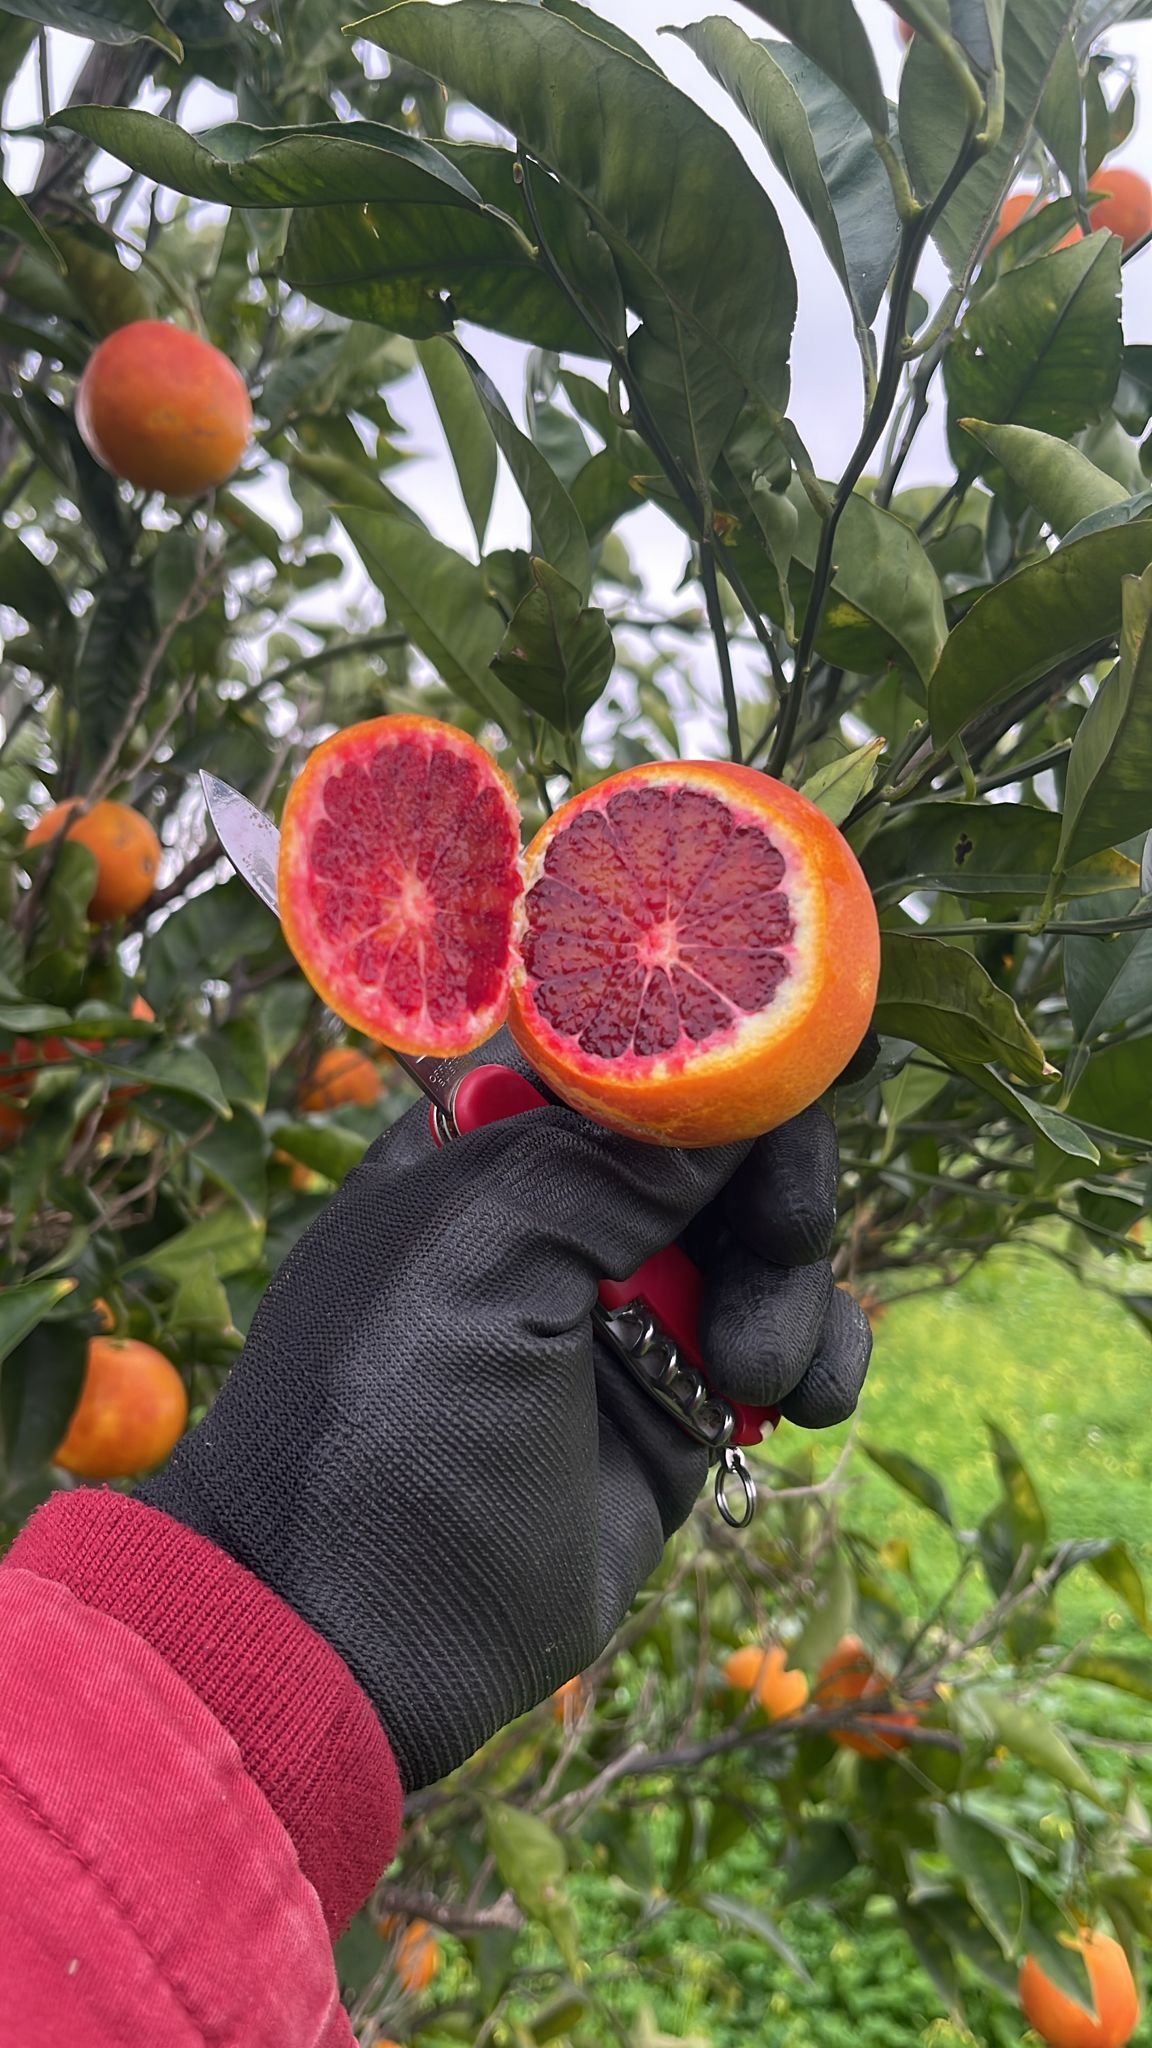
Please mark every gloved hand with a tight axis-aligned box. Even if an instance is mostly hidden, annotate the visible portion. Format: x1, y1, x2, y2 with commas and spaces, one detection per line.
140, 1035, 871, 1790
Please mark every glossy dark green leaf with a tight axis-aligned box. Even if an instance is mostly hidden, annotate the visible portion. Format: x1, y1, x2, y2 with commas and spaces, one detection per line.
866, 802, 1133, 903
959, 421, 1127, 535
417, 336, 497, 553
1064, 889, 1152, 1040
74, 569, 154, 766
133, 1204, 265, 1287
799, 739, 884, 826
876, 933, 1049, 1081
339, 507, 516, 730
673, 21, 900, 333
140, 1097, 266, 1218
285, 139, 605, 354
542, 0, 657, 69
936, 1809, 1025, 1957
962, 1065, 1100, 1162
770, 481, 947, 683
738, 0, 890, 134
0, 170, 63, 273
1115, 345, 1152, 436
929, 517, 1152, 746
1068, 1039, 1152, 1143
357, 1, 797, 476
946, 236, 1123, 464
1, 1319, 87, 1484
900, 0, 1079, 278
0, 1275, 78, 1370
51, 108, 485, 209
0, 0, 180, 55
130, 1045, 231, 1120
490, 560, 614, 731
1035, 30, 1083, 185
271, 1121, 369, 1186
458, 345, 590, 598
143, 879, 282, 1015
862, 1441, 955, 1525
1059, 568, 1152, 865
1085, 54, 1136, 175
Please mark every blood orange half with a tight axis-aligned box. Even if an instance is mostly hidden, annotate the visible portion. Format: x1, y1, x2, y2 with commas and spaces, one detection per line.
508, 761, 879, 1146
279, 715, 523, 1057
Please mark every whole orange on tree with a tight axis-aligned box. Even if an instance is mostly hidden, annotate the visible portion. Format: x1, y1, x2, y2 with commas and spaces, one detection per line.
76, 320, 253, 496
1019, 1930, 1141, 2048
54, 1338, 189, 1482
25, 800, 160, 923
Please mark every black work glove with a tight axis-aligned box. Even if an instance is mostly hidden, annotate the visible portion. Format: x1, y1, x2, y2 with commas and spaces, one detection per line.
140, 1035, 871, 1791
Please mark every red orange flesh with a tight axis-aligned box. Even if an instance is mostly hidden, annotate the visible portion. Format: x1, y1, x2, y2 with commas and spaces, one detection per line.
509, 762, 878, 1147
279, 716, 523, 1058
76, 320, 252, 496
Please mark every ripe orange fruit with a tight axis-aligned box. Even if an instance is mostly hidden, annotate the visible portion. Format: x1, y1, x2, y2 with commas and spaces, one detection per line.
1020, 1930, 1140, 2048
552, 1674, 587, 1723
25, 800, 161, 922
723, 1643, 809, 1719
510, 761, 878, 1146
280, 715, 523, 1058
380, 1919, 441, 1997
298, 1044, 382, 1112
815, 1635, 922, 1758
1089, 167, 1152, 251
54, 1336, 188, 1480
989, 191, 1082, 253
76, 319, 252, 496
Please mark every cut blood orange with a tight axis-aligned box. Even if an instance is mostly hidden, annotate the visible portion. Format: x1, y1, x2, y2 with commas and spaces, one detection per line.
508, 761, 878, 1146
279, 715, 523, 1057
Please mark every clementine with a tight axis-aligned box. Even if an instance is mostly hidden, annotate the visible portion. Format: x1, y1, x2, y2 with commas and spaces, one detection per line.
815, 1634, 922, 1758
511, 761, 879, 1146
76, 320, 252, 496
54, 1336, 188, 1480
25, 800, 161, 922
1089, 167, 1152, 251
381, 1920, 441, 1997
1019, 1929, 1140, 2048
298, 1044, 382, 1112
723, 1643, 809, 1719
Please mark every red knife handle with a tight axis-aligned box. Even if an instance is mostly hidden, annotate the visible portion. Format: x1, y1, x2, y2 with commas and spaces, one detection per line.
433, 1063, 778, 1451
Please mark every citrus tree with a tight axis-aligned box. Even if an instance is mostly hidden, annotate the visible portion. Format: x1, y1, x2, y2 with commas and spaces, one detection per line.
3, 2, 1152, 2044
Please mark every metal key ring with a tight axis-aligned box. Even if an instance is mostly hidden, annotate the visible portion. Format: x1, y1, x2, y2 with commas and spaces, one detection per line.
714, 1447, 757, 1529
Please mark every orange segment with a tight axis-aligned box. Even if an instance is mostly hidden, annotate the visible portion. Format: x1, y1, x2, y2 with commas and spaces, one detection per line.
279, 715, 523, 1059
509, 761, 878, 1146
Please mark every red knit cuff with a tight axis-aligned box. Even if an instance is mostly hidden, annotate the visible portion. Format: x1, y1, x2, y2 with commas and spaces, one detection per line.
3, 1488, 403, 1937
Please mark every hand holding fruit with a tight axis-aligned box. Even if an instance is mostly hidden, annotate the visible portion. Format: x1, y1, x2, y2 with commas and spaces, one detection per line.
139, 1038, 871, 1791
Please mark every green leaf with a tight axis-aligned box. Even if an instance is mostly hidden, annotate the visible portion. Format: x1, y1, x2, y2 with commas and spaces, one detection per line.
458, 345, 591, 598
936, 1809, 1025, 1958
961, 1065, 1100, 1163
1035, 30, 1084, 186
876, 932, 1050, 1082
0, 1275, 78, 1370
1082, 1539, 1148, 1629
485, 1800, 579, 1972
862, 1441, 955, 1526
958, 421, 1128, 536
140, 1098, 267, 1219
1065, 1652, 1152, 1700
74, 570, 154, 767
1069, 1038, 1152, 1144
490, 559, 614, 731
131, 1204, 265, 1287
698, 1894, 814, 1985
799, 739, 885, 826
900, 0, 1079, 278
1022, 1888, 1097, 2014
738, 0, 890, 135
986, 1419, 1048, 1559
128, 1046, 231, 1120
975, 1694, 1105, 1805
896, 1902, 964, 2017
7, 1085, 99, 1246
791, 1544, 856, 1675
339, 508, 516, 730
929, 517, 1152, 746
1064, 889, 1152, 1041
1115, 344, 1152, 437
865, 802, 1134, 903
1, 1319, 87, 1485
51, 108, 485, 209
270, 1121, 370, 1186
946, 237, 1124, 466
0, 0, 180, 57
542, 0, 657, 70
143, 879, 282, 1015
0, 173, 63, 273
417, 336, 497, 552
1058, 568, 1152, 866
358, 0, 797, 479
284, 140, 603, 354
672, 21, 900, 336
781, 1821, 857, 1905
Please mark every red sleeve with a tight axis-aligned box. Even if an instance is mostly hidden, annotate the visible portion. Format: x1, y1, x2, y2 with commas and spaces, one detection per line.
0, 1490, 404, 2047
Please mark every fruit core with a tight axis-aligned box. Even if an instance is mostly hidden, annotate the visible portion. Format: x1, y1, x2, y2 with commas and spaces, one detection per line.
289, 726, 520, 1035
521, 782, 800, 1065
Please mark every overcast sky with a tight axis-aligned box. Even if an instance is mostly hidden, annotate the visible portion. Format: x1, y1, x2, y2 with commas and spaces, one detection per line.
9, 3, 1152, 710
